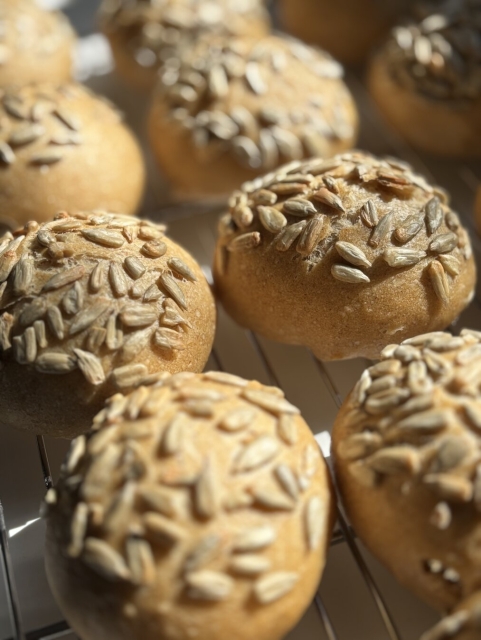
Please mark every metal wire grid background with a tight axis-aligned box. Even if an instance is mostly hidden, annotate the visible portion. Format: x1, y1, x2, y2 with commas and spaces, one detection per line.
0, 32, 480, 640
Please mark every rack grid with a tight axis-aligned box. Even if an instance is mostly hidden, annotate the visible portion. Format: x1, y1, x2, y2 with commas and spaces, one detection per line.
1, 20, 481, 640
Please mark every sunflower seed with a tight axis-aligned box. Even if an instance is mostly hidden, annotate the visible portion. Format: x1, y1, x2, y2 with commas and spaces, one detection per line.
203, 371, 248, 387
33, 320, 47, 349
433, 437, 470, 472
158, 272, 187, 309
0, 142, 15, 164
348, 461, 378, 487
18, 299, 45, 328
394, 212, 424, 244
12, 335, 26, 364
423, 474, 473, 503
35, 352, 76, 374
9, 124, 45, 146
258, 206, 287, 234
360, 200, 378, 227
337, 432, 382, 460
111, 348, 148, 381
142, 240, 167, 258
143, 511, 185, 546
66, 435, 86, 474
305, 495, 325, 551
228, 232, 261, 252
126, 538, 156, 586
232, 136, 262, 168
254, 572, 298, 604
336, 241, 371, 268
217, 406, 255, 432
365, 388, 410, 414
194, 462, 218, 519
297, 215, 327, 256
252, 484, 294, 510
276, 221, 307, 251
73, 349, 105, 385
425, 197, 443, 235
30, 150, 63, 165
234, 436, 280, 473
397, 410, 449, 433
53, 107, 80, 131
119, 305, 157, 328
37, 229, 54, 247
277, 414, 297, 445
464, 402, 481, 431
311, 188, 344, 212
331, 264, 370, 284
43, 265, 85, 292
162, 413, 189, 455
124, 256, 145, 280
382, 247, 426, 268
270, 182, 307, 196
167, 257, 197, 282
108, 262, 128, 297
368, 447, 420, 475
245, 62, 267, 95
233, 526, 276, 552
70, 302, 110, 335
45, 306, 64, 340
428, 261, 449, 304
242, 389, 299, 415
154, 327, 184, 351
82, 538, 131, 582
23, 326, 37, 363
369, 211, 394, 248
283, 198, 317, 217
438, 255, 460, 277
137, 487, 176, 518
186, 570, 233, 601
184, 535, 221, 574
429, 233, 458, 254
81, 227, 125, 248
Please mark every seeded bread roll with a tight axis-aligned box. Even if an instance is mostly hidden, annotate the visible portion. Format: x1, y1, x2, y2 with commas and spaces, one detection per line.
0, 83, 145, 228
332, 329, 481, 639
368, 0, 481, 156
279, 0, 409, 65
213, 152, 476, 361
98, 0, 270, 91
0, 0, 75, 87
44, 372, 334, 640
148, 35, 358, 199
0, 212, 216, 438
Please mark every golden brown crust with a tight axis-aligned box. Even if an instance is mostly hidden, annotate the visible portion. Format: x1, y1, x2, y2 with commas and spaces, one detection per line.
0, 84, 146, 228
279, 0, 408, 65
368, 1, 481, 157
148, 35, 358, 198
99, 0, 270, 91
0, 212, 216, 437
332, 329, 481, 618
0, 0, 75, 87
45, 372, 334, 640
213, 152, 476, 361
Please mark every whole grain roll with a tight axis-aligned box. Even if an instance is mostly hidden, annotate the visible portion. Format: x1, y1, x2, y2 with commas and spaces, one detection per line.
331, 329, 481, 638
368, 0, 481, 156
0, 212, 216, 438
99, 0, 270, 91
0, 83, 145, 228
279, 0, 410, 65
0, 0, 75, 87
44, 372, 334, 640
213, 151, 476, 361
148, 35, 358, 199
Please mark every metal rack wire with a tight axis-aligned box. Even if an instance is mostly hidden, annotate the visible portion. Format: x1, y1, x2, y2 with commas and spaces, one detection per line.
1, 29, 481, 640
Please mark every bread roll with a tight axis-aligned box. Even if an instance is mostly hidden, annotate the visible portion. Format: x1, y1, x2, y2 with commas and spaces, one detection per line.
368, 0, 481, 156
0, 212, 215, 437
99, 0, 270, 91
148, 35, 358, 199
0, 83, 146, 228
45, 372, 334, 640
213, 151, 476, 361
0, 0, 75, 87
332, 329, 481, 637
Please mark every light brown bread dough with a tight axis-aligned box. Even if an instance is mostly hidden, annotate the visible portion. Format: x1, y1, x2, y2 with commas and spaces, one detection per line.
213, 152, 476, 361
44, 372, 335, 640
332, 329, 481, 639
0, 0, 75, 87
148, 34, 358, 199
368, 0, 481, 157
0, 212, 216, 437
99, 0, 270, 91
0, 83, 146, 228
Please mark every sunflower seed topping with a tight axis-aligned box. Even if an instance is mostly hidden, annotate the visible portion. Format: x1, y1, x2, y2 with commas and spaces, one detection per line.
83, 538, 131, 582
428, 261, 449, 304
383, 248, 426, 268
331, 264, 370, 284
335, 242, 371, 268
186, 571, 234, 601
254, 572, 298, 604
233, 526, 276, 552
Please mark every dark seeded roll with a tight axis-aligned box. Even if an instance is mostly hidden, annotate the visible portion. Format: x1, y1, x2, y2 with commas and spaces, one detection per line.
44, 372, 334, 640
0, 212, 216, 437
332, 329, 481, 640
213, 151, 476, 361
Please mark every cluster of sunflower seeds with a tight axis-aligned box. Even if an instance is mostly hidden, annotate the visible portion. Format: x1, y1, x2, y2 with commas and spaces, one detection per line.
99, 0, 269, 73
0, 0, 73, 67
0, 211, 201, 390
156, 34, 353, 172
44, 373, 327, 607
339, 328, 481, 543
385, 0, 481, 100
0, 84, 122, 170
218, 151, 471, 303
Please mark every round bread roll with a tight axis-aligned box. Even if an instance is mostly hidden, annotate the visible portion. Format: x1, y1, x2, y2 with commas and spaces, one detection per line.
213, 151, 476, 361
0, 212, 215, 438
0, 83, 146, 228
279, 0, 410, 65
148, 35, 358, 199
44, 372, 334, 640
98, 0, 270, 91
332, 329, 481, 635
0, 0, 75, 87
368, 0, 481, 157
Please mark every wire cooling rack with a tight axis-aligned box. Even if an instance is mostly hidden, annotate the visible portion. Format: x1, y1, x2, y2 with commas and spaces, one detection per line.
1, 12, 481, 640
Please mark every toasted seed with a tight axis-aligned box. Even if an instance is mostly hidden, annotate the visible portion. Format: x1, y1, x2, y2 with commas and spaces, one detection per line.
186, 570, 234, 601
397, 410, 449, 433
360, 200, 378, 227
242, 389, 300, 415
283, 198, 317, 217
203, 371, 248, 387
245, 62, 267, 95
229, 555, 271, 576
35, 352, 76, 374
232, 136, 262, 168
162, 413, 189, 455
66, 435, 86, 473
0, 142, 15, 164
433, 437, 470, 472
438, 255, 460, 277
228, 232, 261, 252
394, 212, 424, 244
89, 262, 105, 293
429, 233, 458, 254
305, 495, 325, 551
424, 474, 473, 503
365, 388, 410, 414
235, 436, 280, 472
126, 538, 156, 586
270, 182, 307, 196
254, 572, 298, 604
232, 205, 254, 228
12, 335, 26, 364
184, 535, 221, 574
23, 326, 37, 363
428, 261, 449, 304
218, 406, 255, 432
297, 215, 327, 256
30, 150, 63, 165
159, 273, 187, 309
154, 327, 184, 351
82, 228, 125, 248
337, 432, 382, 461
331, 264, 370, 284
112, 363, 148, 388
109, 262, 128, 297
120, 305, 158, 328
81, 537, 131, 582
143, 511, 185, 546
336, 241, 371, 268
194, 462, 218, 519
368, 447, 420, 475
0, 312, 15, 348
348, 461, 378, 487
369, 211, 393, 248
36, 229, 54, 247
311, 187, 344, 212
252, 484, 294, 510
233, 526, 276, 552
258, 206, 287, 233
9, 124, 45, 146
70, 302, 110, 335
103, 482, 136, 535
43, 265, 85, 292
425, 197, 443, 235
46, 306, 64, 340
74, 349, 105, 385
167, 257, 197, 282
124, 256, 145, 280
61, 282, 83, 316
276, 221, 307, 251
